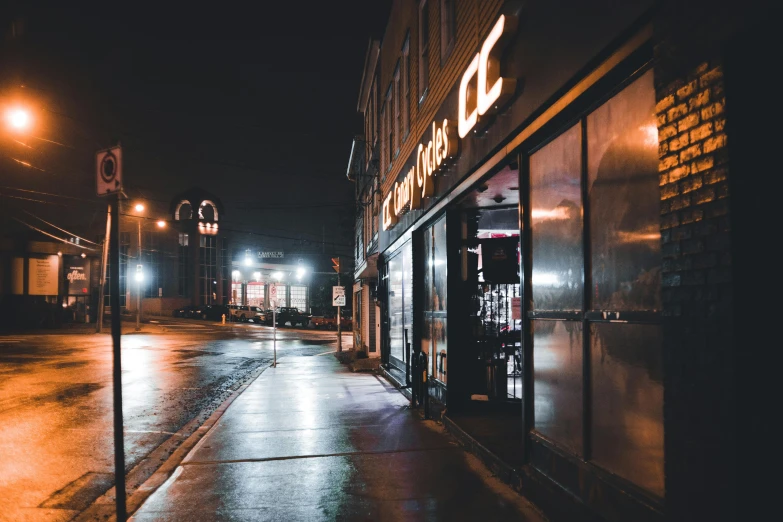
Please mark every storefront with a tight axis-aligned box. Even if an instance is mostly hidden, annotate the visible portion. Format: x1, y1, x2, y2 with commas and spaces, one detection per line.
377, 3, 666, 519
229, 255, 311, 312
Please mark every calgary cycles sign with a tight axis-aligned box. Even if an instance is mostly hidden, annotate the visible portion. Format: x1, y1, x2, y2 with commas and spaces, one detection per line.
383, 14, 517, 231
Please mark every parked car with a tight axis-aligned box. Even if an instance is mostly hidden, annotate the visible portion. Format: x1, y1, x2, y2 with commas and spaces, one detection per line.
247, 306, 268, 324
228, 304, 258, 322
172, 305, 198, 318
312, 310, 352, 330
274, 307, 311, 327
195, 304, 230, 321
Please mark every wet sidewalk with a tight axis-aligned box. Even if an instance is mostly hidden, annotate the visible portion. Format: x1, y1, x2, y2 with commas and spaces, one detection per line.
130, 355, 545, 521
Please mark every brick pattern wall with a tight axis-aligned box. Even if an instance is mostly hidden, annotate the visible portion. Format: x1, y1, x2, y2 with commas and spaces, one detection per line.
656, 61, 730, 319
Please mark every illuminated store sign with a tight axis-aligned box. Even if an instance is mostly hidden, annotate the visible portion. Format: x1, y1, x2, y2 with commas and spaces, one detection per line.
383, 119, 457, 230
459, 14, 517, 138
383, 14, 517, 231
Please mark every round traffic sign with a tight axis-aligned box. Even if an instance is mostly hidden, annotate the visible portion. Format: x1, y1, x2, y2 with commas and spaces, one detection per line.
100, 152, 117, 183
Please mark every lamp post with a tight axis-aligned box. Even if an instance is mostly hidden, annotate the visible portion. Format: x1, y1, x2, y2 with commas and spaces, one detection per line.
134, 204, 144, 331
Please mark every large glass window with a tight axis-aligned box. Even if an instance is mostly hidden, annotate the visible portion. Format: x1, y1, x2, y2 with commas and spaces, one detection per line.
199, 235, 217, 305
422, 216, 448, 383
530, 123, 584, 311
387, 242, 412, 371
143, 231, 161, 298
290, 285, 308, 312
247, 283, 265, 307
178, 233, 189, 298
529, 70, 662, 495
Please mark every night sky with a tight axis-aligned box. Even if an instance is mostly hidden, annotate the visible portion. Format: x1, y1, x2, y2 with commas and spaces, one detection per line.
0, 1, 392, 260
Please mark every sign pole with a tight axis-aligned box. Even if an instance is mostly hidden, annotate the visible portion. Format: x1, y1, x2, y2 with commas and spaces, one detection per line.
273, 307, 277, 367
337, 270, 342, 352
97, 204, 111, 333
109, 194, 127, 520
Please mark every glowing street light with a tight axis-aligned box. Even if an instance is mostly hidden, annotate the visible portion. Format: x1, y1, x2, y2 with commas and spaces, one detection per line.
5, 107, 31, 131
156, 220, 166, 228
134, 203, 145, 212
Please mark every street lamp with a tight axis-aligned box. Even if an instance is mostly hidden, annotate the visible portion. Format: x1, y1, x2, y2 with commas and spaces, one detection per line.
156, 220, 166, 228
5, 107, 31, 131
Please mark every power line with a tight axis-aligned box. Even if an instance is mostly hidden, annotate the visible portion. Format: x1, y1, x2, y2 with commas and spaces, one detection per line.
11, 217, 99, 251
22, 209, 101, 246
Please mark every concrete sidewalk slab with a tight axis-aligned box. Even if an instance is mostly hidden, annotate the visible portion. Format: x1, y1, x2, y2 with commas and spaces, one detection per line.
130, 356, 546, 521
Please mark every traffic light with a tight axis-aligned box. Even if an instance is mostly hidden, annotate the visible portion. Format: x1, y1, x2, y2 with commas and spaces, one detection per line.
331, 257, 340, 273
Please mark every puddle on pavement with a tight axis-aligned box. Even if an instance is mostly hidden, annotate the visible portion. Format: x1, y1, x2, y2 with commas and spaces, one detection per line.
35, 383, 104, 404
39, 472, 113, 511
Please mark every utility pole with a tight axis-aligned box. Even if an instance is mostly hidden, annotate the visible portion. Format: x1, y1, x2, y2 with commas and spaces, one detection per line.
96, 143, 126, 522
109, 193, 127, 521
332, 257, 342, 352
136, 219, 141, 331
97, 204, 111, 333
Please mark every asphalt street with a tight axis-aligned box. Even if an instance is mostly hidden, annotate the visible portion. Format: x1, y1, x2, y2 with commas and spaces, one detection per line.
0, 319, 349, 522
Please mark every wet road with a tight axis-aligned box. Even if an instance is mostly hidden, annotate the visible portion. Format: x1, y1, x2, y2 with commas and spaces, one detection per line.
0, 320, 348, 521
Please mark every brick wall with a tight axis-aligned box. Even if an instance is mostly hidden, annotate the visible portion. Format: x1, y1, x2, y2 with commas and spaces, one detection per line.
656, 62, 730, 319
656, 59, 734, 522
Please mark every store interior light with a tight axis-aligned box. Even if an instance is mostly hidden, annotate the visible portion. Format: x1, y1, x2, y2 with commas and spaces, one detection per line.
245, 257, 252, 266
296, 266, 306, 280
232, 270, 241, 280
135, 271, 144, 282
272, 271, 283, 281
253, 272, 261, 280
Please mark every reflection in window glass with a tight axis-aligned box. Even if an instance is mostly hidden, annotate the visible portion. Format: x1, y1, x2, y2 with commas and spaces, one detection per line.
387, 242, 413, 371
533, 320, 583, 455
530, 123, 584, 311
591, 323, 663, 496
423, 217, 448, 383
388, 253, 404, 365
588, 69, 661, 311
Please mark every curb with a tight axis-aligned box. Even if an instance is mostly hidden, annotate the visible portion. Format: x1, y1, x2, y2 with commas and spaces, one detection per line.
73, 364, 270, 522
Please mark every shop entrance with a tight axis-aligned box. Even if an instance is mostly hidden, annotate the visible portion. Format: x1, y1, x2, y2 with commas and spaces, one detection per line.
455, 162, 522, 405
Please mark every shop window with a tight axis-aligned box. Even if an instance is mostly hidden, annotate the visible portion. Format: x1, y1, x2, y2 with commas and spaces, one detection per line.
387, 242, 412, 371
586, 69, 663, 496
590, 323, 663, 496
530, 123, 584, 311
422, 216, 448, 383
528, 69, 662, 495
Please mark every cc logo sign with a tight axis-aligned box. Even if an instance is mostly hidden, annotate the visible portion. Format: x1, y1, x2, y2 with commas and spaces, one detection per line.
458, 14, 518, 138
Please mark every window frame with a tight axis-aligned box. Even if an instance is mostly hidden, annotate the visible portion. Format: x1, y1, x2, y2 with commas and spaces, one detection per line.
418, 0, 430, 104
440, 0, 456, 64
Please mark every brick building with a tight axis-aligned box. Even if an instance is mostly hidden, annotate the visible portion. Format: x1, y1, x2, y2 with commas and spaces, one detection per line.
348, 0, 775, 520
